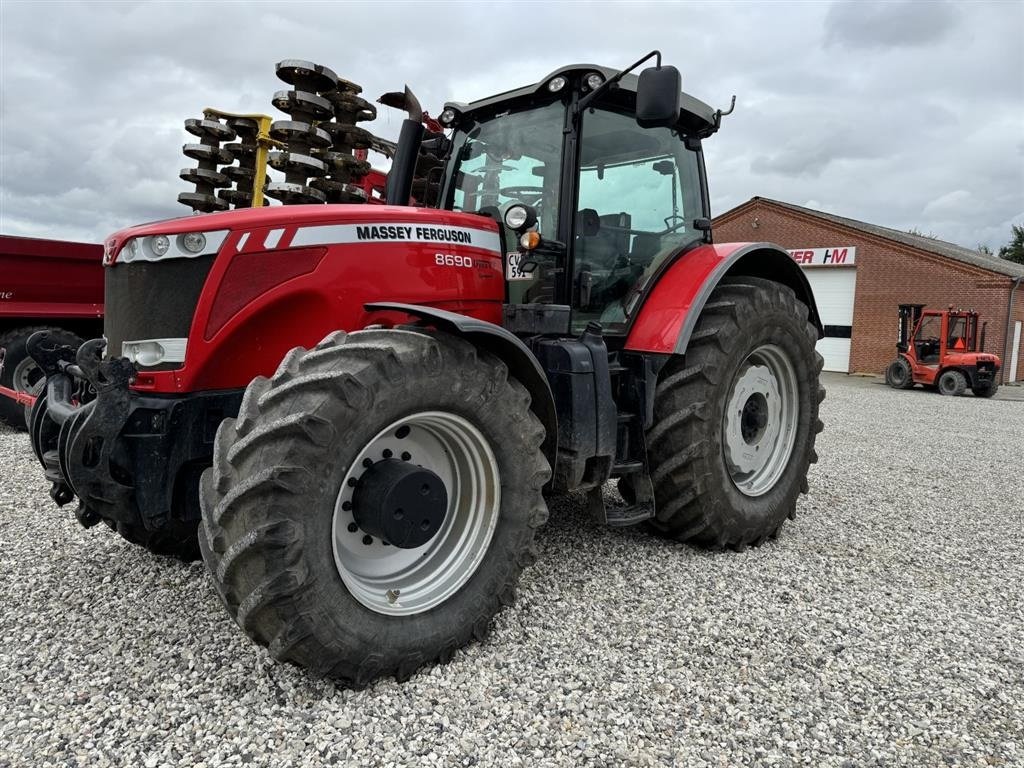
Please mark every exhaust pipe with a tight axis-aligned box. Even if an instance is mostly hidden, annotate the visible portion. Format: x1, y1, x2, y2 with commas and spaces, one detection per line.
380, 86, 425, 206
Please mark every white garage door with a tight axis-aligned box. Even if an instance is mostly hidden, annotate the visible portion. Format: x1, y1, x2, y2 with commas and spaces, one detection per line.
804, 267, 856, 372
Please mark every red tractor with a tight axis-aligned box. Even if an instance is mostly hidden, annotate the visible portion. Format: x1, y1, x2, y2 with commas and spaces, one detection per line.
885, 304, 1000, 397
26, 53, 824, 685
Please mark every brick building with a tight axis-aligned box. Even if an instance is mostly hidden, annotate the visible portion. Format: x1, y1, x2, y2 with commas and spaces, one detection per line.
714, 197, 1024, 383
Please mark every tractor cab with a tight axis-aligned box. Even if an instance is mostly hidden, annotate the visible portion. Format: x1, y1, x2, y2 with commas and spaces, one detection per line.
405, 57, 722, 336
888, 304, 1000, 396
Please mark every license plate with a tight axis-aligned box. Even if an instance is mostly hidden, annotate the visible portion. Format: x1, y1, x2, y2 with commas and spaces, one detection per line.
506, 251, 533, 281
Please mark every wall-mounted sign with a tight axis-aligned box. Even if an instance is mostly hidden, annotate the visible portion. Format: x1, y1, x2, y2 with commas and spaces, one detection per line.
788, 247, 856, 266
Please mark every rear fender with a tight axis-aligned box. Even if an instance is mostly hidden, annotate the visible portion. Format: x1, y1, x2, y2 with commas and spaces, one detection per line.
365, 302, 557, 474
625, 242, 822, 355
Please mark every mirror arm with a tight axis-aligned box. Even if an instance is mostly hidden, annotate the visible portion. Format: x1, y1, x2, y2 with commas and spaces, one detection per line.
575, 50, 662, 118
712, 95, 737, 131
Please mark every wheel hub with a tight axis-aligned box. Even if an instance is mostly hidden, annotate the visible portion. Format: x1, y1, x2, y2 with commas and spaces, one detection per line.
722, 345, 800, 497
332, 411, 501, 616
12, 355, 41, 393
352, 459, 448, 549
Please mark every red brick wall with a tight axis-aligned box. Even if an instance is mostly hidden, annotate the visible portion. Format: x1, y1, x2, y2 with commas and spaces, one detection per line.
714, 201, 1020, 383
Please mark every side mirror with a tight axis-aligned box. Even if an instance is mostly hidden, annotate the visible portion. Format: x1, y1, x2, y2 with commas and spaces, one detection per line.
636, 65, 681, 128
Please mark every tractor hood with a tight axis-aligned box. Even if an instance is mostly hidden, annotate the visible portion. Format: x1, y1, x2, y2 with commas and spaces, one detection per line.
103, 205, 502, 266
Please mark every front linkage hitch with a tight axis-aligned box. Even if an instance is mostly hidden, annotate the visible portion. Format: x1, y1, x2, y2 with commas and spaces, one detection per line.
27, 333, 136, 527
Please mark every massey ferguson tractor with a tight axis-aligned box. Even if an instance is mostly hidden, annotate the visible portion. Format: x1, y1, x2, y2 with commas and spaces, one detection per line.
25, 53, 824, 686
884, 303, 1000, 396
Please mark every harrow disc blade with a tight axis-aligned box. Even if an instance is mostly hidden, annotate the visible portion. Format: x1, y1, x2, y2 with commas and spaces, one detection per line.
221, 165, 256, 183
184, 118, 237, 141
269, 120, 332, 148
226, 116, 260, 137
223, 141, 257, 157
327, 92, 377, 123
183, 143, 235, 165
178, 191, 230, 212
275, 59, 338, 92
179, 167, 231, 187
310, 178, 369, 203
265, 181, 326, 205
319, 124, 374, 150
271, 89, 334, 120
268, 151, 326, 176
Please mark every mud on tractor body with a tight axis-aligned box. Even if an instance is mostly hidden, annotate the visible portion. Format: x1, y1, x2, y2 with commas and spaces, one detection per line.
27, 53, 825, 685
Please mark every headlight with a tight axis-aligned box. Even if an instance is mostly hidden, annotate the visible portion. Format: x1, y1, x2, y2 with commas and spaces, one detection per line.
585, 72, 604, 91
150, 235, 170, 257
179, 232, 207, 253
122, 338, 188, 366
117, 229, 228, 263
547, 76, 567, 93
439, 108, 458, 126
503, 204, 534, 230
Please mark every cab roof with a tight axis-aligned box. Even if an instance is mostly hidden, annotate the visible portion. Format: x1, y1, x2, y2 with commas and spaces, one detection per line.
444, 63, 723, 138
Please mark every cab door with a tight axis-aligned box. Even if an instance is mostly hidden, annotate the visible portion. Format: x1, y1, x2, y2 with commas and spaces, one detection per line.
570, 104, 705, 335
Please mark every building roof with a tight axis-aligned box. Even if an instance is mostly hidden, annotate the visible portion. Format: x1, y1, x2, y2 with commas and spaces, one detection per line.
720, 197, 1024, 279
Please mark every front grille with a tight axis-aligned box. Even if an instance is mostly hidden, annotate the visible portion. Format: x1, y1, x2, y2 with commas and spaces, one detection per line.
104, 255, 215, 370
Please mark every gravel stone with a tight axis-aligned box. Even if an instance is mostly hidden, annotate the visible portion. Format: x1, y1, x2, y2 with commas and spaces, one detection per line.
0, 373, 1021, 766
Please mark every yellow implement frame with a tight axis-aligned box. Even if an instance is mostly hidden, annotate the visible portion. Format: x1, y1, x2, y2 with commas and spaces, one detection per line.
201, 108, 281, 208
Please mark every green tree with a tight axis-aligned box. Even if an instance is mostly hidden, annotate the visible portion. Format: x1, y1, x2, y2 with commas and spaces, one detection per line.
998, 224, 1024, 265
977, 244, 993, 256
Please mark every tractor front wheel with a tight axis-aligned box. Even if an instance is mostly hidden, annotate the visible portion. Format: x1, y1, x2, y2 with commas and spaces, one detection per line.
937, 369, 967, 396
199, 328, 549, 685
645, 277, 824, 548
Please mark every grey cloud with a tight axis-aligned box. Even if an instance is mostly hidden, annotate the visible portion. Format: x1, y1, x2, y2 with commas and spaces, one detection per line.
1, 0, 1022, 254
824, 0, 959, 50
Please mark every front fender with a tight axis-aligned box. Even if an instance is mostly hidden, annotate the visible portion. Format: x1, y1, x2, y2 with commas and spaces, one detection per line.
625, 242, 822, 355
365, 302, 557, 474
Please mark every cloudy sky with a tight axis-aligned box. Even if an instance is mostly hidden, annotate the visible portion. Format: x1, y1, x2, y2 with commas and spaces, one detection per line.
1, 0, 1021, 252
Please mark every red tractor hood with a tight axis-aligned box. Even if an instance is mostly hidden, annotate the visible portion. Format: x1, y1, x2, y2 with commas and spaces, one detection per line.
104, 205, 501, 264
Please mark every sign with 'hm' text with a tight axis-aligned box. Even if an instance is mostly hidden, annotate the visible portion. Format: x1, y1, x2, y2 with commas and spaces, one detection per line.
787, 247, 856, 266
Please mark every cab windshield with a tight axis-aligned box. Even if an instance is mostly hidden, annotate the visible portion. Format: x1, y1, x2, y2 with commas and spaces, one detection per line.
444, 101, 564, 239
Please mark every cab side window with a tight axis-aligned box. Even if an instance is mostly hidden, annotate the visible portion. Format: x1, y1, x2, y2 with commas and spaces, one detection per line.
573, 106, 702, 332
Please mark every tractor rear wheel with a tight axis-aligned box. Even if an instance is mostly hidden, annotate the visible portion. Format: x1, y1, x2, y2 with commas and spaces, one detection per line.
645, 277, 824, 548
0, 326, 82, 429
972, 381, 998, 398
937, 369, 967, 396
885, 357, 914, 389
199, 328, 549, 685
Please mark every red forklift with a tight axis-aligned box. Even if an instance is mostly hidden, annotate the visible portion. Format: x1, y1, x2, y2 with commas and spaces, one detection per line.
885, 304, 1000, 397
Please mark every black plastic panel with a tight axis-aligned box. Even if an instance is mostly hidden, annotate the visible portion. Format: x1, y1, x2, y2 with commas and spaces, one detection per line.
104, 255, 215, 369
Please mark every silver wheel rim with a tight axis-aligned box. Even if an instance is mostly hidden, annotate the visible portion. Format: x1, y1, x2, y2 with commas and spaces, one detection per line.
332, 411, 500, 616
12, 356, 41, 393
722, 344, 800, 497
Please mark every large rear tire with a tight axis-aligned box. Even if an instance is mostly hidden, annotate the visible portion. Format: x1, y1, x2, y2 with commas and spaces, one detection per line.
199, 328, 550, 685
0, 326, 82, 429
645, 278, 824, 548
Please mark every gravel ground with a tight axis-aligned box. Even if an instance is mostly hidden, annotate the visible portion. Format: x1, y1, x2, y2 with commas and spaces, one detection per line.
1, 373, 1021, 767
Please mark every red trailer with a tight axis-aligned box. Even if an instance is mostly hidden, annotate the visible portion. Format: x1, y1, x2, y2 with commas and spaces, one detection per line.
0, 235, 104, 427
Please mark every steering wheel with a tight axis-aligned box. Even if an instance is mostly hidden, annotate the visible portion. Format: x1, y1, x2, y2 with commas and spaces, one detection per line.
500, 186, 544, 205
663, 214, 687, 233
